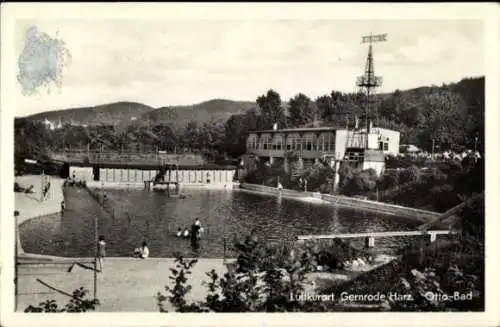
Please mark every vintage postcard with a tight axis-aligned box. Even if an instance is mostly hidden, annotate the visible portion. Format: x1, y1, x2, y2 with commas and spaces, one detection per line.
1, 2, 499, 327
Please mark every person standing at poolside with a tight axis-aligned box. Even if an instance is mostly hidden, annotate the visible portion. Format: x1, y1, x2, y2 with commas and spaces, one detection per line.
194, 218, 204, 234
190, 221, 201, 250
97, 235, 106, 272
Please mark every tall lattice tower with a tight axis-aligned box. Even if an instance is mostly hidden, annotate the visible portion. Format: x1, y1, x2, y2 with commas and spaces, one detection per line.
356, 33, 387, 148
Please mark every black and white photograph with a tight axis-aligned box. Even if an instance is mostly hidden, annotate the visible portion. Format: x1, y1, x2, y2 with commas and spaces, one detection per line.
1, 3, 499, 327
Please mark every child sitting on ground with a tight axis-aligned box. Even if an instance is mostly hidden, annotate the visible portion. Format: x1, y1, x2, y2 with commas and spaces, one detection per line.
133, 242, 150, 259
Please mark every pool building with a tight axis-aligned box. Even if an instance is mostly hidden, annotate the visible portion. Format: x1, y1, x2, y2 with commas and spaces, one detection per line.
52, 151, 238, 188
242, 125, 400, 175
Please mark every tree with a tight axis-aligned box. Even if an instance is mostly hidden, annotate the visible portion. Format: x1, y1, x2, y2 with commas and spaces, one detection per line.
401, 165, 422, 184
256, 89, 286, 130
14, 118, 54, 172
420, 89, 468, 151
288, 93, 315, 127
316, 94, 335, 122
200, 121, 226, 158
151, 124, 177, 151
182, 122, 202, 151
224, 109, 260, 158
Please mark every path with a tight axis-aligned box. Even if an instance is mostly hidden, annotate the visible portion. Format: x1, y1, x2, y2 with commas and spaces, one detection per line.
17, 257, 227, 312
15, 175, 64, 225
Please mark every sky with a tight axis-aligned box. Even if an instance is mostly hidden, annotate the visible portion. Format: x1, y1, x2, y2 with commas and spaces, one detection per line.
13, 18, 484, 117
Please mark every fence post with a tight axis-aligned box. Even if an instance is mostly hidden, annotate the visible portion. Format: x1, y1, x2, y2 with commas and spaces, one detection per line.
364, 236, 375, 248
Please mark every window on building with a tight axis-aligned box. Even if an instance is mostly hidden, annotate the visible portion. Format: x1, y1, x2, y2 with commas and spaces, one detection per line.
271, 135, 283, 151
318, 134, 326, 151
324, 138, 330, 151
306, 139, 312, 151
296, 137, 303, 151
292, 136, 302, 151
261, 135, 271, 150
383, 143, 389, 151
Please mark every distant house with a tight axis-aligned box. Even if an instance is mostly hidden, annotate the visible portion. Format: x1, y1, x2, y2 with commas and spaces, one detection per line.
400, 144, 421, 154
42, 118, 56, 130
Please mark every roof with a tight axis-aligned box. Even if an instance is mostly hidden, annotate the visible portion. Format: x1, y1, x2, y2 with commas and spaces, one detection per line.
248, 126, 400, 134
402, 144, 421, 153
249, 126, 344, 134
69, 162, 237, 170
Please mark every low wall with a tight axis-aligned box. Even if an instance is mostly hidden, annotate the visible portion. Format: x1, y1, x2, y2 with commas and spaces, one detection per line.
239, 183, 314, 198
86, 181, 238, 190
238, 183, 440, 221
320, 194, 439, 221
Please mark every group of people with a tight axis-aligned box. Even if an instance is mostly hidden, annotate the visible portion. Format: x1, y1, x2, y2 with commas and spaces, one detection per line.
176, 218, 204, 249
133, 242, 150, 259
94, 218, 204, 272
96, 236, 149, 271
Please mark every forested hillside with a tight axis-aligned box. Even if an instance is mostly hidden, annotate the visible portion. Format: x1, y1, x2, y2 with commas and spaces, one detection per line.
15, 76, 484, 169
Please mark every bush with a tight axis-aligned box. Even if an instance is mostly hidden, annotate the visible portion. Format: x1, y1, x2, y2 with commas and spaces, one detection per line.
378, 170, 400, 190
340, 168, 378, 196
401, 165, 422, 184
157, 235, 373, 312
24, 287, 99, 312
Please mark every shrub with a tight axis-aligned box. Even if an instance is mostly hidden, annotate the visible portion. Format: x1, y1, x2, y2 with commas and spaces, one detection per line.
157, 235, 373, 312
24, 287, 99, 312
378, 170, 400, 190
401, 165, 422, 184
340, 168, 378, 196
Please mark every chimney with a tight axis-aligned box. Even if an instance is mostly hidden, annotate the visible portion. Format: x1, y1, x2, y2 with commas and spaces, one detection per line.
273, 123, 278, 131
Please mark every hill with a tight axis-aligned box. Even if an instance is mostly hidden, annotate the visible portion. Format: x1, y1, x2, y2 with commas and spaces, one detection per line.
25, 102, 156, 126
24, 99, 257, 131
141, 99, 256, 131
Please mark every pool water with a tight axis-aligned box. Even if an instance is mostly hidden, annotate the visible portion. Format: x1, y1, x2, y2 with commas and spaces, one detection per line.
19, 187, 422, 258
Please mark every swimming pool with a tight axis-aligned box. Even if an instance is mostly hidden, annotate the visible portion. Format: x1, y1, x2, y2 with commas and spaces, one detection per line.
19, 187, 422, 258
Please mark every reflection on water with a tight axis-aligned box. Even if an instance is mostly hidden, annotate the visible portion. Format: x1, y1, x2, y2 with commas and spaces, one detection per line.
20, 187, 422, 258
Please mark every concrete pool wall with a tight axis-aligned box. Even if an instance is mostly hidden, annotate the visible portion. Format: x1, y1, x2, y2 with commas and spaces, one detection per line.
238, 183, 440, 222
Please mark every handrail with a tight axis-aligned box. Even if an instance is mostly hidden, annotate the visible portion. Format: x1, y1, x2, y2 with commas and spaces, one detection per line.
297, 229, 456, 241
